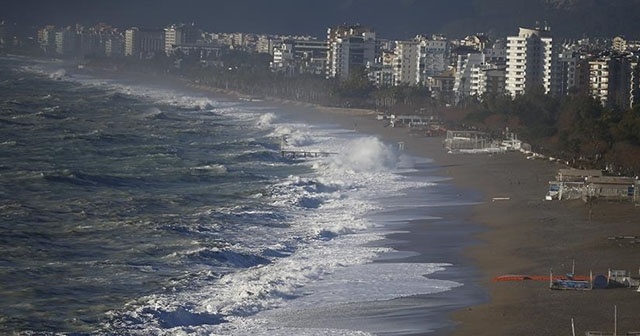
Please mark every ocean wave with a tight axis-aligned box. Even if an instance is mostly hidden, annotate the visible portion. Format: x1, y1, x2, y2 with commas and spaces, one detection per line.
271, 125, 317, 148
2, 57, 460, 336
141, 107, 165, 119
48, 69, 68, 80
186, 248, 272, 269
256, 112, 276, 128
42, 170, 149, 188
317, 137, 398, 174
233, 150, 280, 163
190, 164, 228, 175
107, 230, 394, 334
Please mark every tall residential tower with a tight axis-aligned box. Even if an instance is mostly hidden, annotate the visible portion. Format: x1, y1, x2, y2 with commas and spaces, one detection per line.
326, 25, 376, 80
505, 26, 554, 97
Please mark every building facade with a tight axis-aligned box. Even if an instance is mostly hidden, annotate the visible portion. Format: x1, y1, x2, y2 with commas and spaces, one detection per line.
55, 28, 76, 57
326, 25, 376, 80
588, 54, 635, 109
37, 25, 57, 55
418, 35, 450, 80
164, 23, 200, 55
505, 26, 555, 97
393, 40, 420, 86
271, 38, 328, 76
125, 27, 164, 58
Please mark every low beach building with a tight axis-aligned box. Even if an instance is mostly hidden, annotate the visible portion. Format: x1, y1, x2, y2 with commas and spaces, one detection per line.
546, 169, 638, 202
547, 169, 602, 200
389, 114, 431, 128
584, 176, 636, 202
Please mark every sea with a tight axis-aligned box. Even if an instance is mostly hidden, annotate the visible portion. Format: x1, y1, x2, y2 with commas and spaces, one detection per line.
0, 55, 483, 336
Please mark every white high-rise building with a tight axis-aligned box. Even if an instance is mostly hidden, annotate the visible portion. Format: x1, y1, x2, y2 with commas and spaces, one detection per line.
326, 25, 376, 80
390, 35, 450, 87
164, 24, 200, 55
164, 26, 180, 55
393, 40, 420, 86
453, 46, 507, 102
125, 27, 164, 57
505, 26, 554, 97
418, 35, 450, 80
454, 52, 485, 100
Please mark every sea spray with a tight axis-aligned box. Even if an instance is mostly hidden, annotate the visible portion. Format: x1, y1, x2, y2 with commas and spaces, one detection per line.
3, 57, 463, 336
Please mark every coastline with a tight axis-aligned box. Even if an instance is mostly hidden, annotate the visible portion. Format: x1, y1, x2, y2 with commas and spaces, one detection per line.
72, 66, 640, 334
256, 95, 640, 334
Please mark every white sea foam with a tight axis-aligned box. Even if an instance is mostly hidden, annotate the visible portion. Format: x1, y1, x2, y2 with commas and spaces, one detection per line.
256, 112, 276, 128
191, 164, 228, 175
16, 63, 460, 334
48, 69, 67, 80
109, 106, 459, 334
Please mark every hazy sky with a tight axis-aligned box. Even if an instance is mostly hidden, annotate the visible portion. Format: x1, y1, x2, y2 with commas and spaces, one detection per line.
5, 0, 475, 38
5, 0, 640, 39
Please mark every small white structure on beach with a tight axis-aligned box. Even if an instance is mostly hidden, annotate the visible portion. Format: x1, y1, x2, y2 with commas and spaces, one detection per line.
389, 114, 432, 128
444, 130, 493, 152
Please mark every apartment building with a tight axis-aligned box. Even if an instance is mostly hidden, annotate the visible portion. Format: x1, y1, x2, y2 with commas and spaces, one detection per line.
125, 27, 164, 57
326, 25, 376, 80
454, 52, 484, 99
367, 49, 395, 87
37, 25, 57, 54
482, 67, 507, 97
77, 29, 103, 57
55, 28, 76, 57
589, 54, 635, 109
271, 38, 328, 76
164, 23, 200, 55
388, 35, 450, 87
256, 35, 276, 54
554, 44, 581, 96
393, 40, 420, 86
453, 42, 507, 102
505, 26, 554, 97
461, 34, 491, 51
418, 35, 450, 80
105, 34, 125, 57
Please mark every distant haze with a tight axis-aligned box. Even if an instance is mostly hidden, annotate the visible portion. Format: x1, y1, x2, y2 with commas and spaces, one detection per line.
5, 0, 640, 39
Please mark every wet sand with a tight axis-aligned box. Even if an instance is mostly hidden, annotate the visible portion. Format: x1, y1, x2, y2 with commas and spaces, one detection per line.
273, 103, 488, 335
175, 79, 640, 334
294, 104, 640, 335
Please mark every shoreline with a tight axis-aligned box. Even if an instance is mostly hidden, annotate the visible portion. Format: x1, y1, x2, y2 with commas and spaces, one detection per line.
72, 66, 640, 334
251, 90, 640, 334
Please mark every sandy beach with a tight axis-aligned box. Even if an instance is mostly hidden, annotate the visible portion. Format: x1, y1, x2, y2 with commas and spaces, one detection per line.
282, 102, 640, 335
176, 75, 640, 334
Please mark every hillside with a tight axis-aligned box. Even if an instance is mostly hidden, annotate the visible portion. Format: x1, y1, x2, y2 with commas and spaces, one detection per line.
440, 0, 640, 39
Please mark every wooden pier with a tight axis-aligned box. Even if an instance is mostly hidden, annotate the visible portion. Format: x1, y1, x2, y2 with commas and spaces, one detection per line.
280, 150, 337, 159
279, 136, 336, 159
